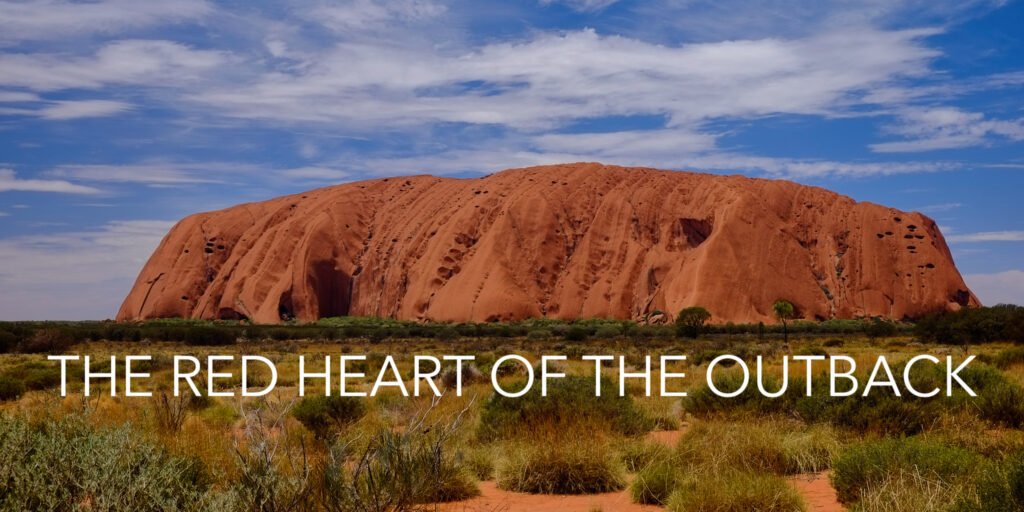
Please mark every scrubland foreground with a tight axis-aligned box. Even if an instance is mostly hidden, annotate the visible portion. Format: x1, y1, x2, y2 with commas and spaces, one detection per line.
3, 311, 1024, 511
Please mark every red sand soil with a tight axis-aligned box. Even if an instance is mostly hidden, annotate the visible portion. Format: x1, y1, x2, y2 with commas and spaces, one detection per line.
645, 425, 688, 446
436, 481, 663, 512
789, 471, 846, 512
119, 162, 977, 324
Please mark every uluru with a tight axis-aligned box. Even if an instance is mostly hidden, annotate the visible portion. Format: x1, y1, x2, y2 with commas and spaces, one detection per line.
117, 163, 979, 324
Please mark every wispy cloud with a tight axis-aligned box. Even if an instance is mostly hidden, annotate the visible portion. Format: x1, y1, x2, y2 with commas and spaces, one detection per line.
193, 27, 939, 128
280, 166, 351, 182
44, 162, 355, 187
871, 107, 1024, 153
0, 0, 211, 43
0, 98, 132, 120
0, 91, 39, 102
917, 202, 962, 213
539, 0, 620, 12
0, 40, 230, 92
0, 169, 100, 194
947, 231, 1024, 243
38, 100, 132, 119
309, 0, 446, 32
45, 164, 230, 185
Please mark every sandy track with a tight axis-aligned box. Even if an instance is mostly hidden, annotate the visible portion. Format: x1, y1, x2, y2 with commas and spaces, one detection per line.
436, 427, 845, 512
788, 471, 846, 512
435, 481, 662, 512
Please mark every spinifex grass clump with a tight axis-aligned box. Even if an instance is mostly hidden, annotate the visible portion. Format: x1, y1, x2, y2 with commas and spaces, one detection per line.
496, 428, 626, 494
830, 438, 978, 504
665, 470, 805, 512
617, 437, 671, 473
477, 375, 653, 439
0, 414, 214, 511
630, 419, 839, 507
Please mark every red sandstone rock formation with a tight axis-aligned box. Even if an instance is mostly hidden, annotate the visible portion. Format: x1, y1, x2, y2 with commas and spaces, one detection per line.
117, 163, 979, 324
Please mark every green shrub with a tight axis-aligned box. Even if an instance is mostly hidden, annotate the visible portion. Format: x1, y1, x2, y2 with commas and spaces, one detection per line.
15, 328, 73, 353
526, 329, 550, 340
795, 345, 829, 357
292, 395, 367, 439
321, 425, 479, 509
183, 325, 236, 346
436, 326, 460, 341
0, 415, 213, 510
665, 470, 805, 512
865, 319, 899, 340
563, 326, 589, 341
0, 376, 26, 401
675, 306, 711, 338
497, 436, 625, 494
593, 325, 621, 339
956, 454, 1024, 512
0, 329, 17, 353
0, 361, 68, 392
916, 305, 1024, 344
831, 438, 976, 504
691, 349, 730, 366
478, 375, 653, 439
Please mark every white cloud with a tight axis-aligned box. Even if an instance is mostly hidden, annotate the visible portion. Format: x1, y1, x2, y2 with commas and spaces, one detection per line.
193, 27, 939, 128
0, 91, 39, 102
35, 99, 132, 119
532, 129, 717, 156
629, 0, 999, 41
871, 107, 1024, 152
0, 211, 7, 216
281, 166, 351, 181
0, 0, 211, 43
297, 141, 320, 159
45, 164, 228, 184
539, 0, 620, 12
310, 0, 446, 32
341, 138, 958, 179
43, 162, 349, 188
947, 231, 1024, 243
964, 270, 1024, 307
0, 220, 175, 320
0, 40, 230, 91
917, 202, 962, 213
0, 168, 101, 194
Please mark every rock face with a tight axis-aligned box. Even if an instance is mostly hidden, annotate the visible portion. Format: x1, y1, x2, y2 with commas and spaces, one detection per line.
118, 163, 979, 324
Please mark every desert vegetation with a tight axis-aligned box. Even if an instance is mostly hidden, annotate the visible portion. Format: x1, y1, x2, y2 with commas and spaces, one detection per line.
1, 305, 1023, 511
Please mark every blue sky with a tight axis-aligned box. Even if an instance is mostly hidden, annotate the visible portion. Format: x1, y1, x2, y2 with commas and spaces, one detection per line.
0, 0, 1022, 320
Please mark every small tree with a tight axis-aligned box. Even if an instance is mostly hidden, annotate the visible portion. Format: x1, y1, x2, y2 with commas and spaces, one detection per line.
773, 300, 795, 344
675, 307, 712, 338
864, 318, 898, 341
